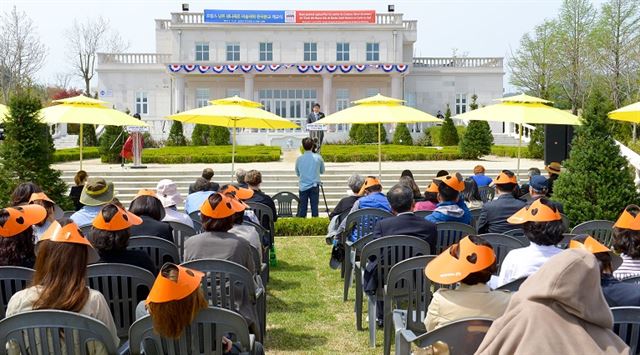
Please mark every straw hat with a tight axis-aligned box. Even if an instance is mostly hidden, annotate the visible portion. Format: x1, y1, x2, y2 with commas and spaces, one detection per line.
545, 162, 562, 175
0, 205, 47, 237
425, 236, 496, 285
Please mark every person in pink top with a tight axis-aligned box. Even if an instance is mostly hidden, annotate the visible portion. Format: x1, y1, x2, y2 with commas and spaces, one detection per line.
414, 182, 439, 211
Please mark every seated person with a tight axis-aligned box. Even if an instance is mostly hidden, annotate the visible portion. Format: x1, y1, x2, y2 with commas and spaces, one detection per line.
338, 177, 392, 243
0, 204, 46, 268
156, 179, 194, 228
326, 174, 364, 241
425, 173, 472, 225
414, 182, 439, 212
228, 200, 263, 267
128, 189, 174, 242
188, 168, 219, 194
471, 165, 492, 187
219, 184, 260, 225
569, 235, 638, 307
235, 168, 248, 188
477, 171, 526, 234
424, 235, 510, 331
476, 248, 629, 354
526, 175, 564, 212
462, 177, 483, 210
436, 170, 449, 178
245, 170, 278, 230
612, 205, 640, 280
10, 182, 42, 206
70, 177, 115, 227
69, 170, 88, 211
518, 167, 541, 197
494, 198, 565, 287
28, 192, 58, 239
185, 177, 216, 215
399, 175, 422, 202
372, 184, 437, 252
89, 203, 157, 275
545, 162, 561, 196
7, 221, 119, 352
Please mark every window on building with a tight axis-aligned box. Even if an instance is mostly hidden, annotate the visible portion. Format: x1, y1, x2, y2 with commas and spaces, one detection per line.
226, 42, 240, 61
195, 42, 209, 61
259, 42, 273, 62
226, 88, 241, 97
366, 42, 380, 61
195, 88, 210, 108
366, 88, 379, 98
304, 42, 317, 62
336, 89, 350, 131
336, 42, 350, 62
456, 94, 468, 114
258, 89, 317, 132
135, 91, 148, 115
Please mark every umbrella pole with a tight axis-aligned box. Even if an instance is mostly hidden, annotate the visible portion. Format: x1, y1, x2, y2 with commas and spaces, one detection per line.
517, 123, 522, 178
232, 121, 237, 181
378, 123, 382, 178
79, 124, 84, 170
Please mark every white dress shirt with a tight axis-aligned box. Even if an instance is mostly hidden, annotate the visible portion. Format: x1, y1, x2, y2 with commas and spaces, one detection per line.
494, 242, 562, 288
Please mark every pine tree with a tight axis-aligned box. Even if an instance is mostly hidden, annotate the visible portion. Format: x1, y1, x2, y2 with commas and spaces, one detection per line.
554, 89, 640, 223
1, 91, 70, 208
191, 124, 210, 145
527, 124, 545, 159
459, 95, 494, 159
392, 123, 413, 145
439, 105, 459, 146
210, 126, 231, 145
349, 123, 387, 144
99, 125, 125, 163
76, 124, 98, 147
166, 121, 187, 146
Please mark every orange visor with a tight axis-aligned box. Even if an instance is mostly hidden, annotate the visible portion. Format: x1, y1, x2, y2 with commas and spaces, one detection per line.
425, 182, 439, 193
435, 173, 465, 192
569, 236, 611, 254
28, 192, 55, 204
200, 193, 245, 219
0, 205, 47, 237
146, 263, 205, 304
507, 199, 561, 224
425, 236, 496, 284
220, 185, 254, 200
39, 221, 100, 263
92, 205, 143, 231
358, 177, 382, 196
135, 189, 158, 199
493, 172, 518, 185
614, 205, 640, 231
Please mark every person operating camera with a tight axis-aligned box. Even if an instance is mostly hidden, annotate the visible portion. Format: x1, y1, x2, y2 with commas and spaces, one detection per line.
295, 137, 325, 218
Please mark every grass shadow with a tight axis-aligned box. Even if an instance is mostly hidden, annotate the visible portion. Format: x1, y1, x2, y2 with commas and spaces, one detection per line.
268, 277, 302, 290
271, 259, 314, 272
265, 327, 328, 351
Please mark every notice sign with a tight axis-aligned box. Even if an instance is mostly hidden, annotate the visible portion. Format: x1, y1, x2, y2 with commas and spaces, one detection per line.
295, 10, 376, 24
204, 10, 286, 23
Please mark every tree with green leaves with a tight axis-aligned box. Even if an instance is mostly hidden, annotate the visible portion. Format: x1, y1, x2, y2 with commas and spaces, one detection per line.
392, 123, 413, 145
439, 105, 459, 146
528, 125, 545, 159
554, 89, 640, 223
459, 95, 493, 159
99, 125, 125, 163
166, 121, 187, 146
349, 124, 387, 144
77, 124, 98, 147
1, 91, 70, 207
191, 124, 210, 145
210, 126, 230, 145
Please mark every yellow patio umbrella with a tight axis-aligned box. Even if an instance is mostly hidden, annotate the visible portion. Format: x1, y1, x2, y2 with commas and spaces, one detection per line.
454, 94, 581, 175
167, 95, 299, 175
40, 95, 148, 169
609, 101, 640, 123
315, 93, 442, 176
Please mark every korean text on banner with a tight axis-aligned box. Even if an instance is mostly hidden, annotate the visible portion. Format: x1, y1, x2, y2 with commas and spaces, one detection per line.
295, 10, 376, 24
204, 9, 286, 24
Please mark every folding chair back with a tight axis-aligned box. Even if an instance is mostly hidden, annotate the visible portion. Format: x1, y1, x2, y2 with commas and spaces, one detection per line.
414, 210, 433, 219
612, 306, 640, 354
469, 208, 483, 232
169, 222, 197, 260
87, 263, 155, 339
272, 191, 300, 217
496, 276, 527, 292
571, 220, 615, 247
0, 310, 118, 355
435, 222, 477, 253
128, 236, 181, 271
189, 211, 201, 223
504, 228, 526, 239
247, 202, 275, 248
129, 307, 253, 355
478, 186, 495, 203
79, 224, 92, 237
0, 266, 33, 319
342, 208, 393, 243
478, 233, 528, 273
410, 318, 493, 355
620, 276, 640, 285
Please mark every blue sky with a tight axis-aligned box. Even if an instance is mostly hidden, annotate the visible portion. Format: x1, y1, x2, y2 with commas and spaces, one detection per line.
3, 0, 607, 90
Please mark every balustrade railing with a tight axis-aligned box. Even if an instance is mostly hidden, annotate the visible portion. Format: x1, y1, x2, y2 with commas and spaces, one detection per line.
413, 57, 503, 68
98, 53, 171, 64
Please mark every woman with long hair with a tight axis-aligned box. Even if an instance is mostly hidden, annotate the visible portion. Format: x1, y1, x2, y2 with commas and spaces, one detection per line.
10, 182, 42, 207
398, 175, 422, 201
128, 189, 174, 242
612, 205, 640, 280
462, 177, 483, 209
28, 192, 58, 239
6, 220, 119, 353
0, 205, 46, 268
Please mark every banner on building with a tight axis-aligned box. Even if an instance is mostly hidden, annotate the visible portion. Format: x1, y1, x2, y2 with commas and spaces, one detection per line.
295, 10, 375, 24
204, 10, 287, 24
204, 9, 375, 24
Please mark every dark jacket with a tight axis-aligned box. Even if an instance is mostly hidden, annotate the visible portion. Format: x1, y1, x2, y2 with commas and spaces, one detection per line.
98, 249, 157, 276
371, 212, 438, 253
129, 215, 174, 243
601, 274, 640, 307
247, 189, 278, 230
306, 111, 325, 124
477, 194, 527, 234
329, 195, 359, 219
425, 199, 472, 225
188, 181, 220, 195
69, 185, 84, 211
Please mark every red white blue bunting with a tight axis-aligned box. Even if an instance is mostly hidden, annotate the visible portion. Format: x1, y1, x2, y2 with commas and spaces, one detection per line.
381, 64, 394, 72
226, 64, 238, 72
339, 65, 353, 73
212, 65, 224, 73
169, 64, 182, 72
254, 64, 266, 72
325, 65, 337, 73
197, 65, 210, 73
297, 65, 310, 73
396, 64, 408, 73
241, 65, 253, 73
355, 64, 367, 72
269, 64, 281, 72
183, 64, 196, 72
167, 63, 409, 74
312, 65, 324, 73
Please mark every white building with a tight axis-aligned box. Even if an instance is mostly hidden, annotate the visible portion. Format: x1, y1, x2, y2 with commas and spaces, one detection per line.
97, 10, 522, 147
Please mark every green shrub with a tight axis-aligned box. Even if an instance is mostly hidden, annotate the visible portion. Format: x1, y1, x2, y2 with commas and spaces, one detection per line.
142, 132, 161, 148
141, 146, 281, 164
99, 125, 125, 163
429, 125, 465, 146
76, 124, 98, 147
319, 145, 462, 162
349, 124, 387, 144
415, 128, 432, 146
275, 217, 330, 236
210, 126, 230, 145
490, 146, 534, 158
166, 121, 187, 146
53, 147, 101, 162
392, 123, 413, 145
459, 121, 494, 159
439, 105, 459, 146
554, 89, 639, 223
191, 124, 210, 145
528, 124, 544, 159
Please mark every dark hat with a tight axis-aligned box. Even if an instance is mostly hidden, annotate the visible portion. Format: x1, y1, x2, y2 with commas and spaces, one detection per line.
530, 175, 549, 192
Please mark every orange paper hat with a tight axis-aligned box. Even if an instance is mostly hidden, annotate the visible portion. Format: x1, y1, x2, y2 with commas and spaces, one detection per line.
569, 235, 623, 271
28, 192, 55, 205
146, 263, 204, 304
0, 205, 47, 237
358, 177, 382, 196
135, 189, 158, 199
220, 185, 254, 200
425, 236, 496, 284
614, 205, 640, 231
493, 172, 518, 185
507, 199, 561, 224
92, 205, 143, 231
435, 173, 465, 192
39, 221, 99, 263
425, 182, 439, 193
200, 193, 246, 219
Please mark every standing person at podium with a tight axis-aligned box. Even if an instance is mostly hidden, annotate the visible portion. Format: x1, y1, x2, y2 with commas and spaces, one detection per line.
306, 103, 325, 152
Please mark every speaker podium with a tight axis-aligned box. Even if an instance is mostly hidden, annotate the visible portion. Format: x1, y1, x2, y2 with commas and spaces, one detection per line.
544, 125, 574, 165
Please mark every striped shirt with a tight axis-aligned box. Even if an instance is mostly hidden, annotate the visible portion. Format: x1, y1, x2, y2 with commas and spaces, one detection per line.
613, 255, 640, 280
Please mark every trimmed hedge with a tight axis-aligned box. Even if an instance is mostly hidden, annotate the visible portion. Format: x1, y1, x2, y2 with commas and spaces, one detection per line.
490, 146, 535, 159
141, 146, 281, 164
275, 217, 330, 236
53, 147, 101, 162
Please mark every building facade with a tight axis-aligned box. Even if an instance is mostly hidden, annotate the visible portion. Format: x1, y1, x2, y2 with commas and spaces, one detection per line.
97, 10, 516, 147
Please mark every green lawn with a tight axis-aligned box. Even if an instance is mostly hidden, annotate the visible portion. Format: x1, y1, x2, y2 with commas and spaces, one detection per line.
266, 236, 381, 354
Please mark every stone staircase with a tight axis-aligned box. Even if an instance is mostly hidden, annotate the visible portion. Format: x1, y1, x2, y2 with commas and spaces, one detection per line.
54, 135, 79, 149
492, 134, 525, 147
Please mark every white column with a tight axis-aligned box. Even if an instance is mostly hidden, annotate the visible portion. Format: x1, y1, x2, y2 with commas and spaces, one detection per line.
175, 75, 185, 113
322, 74, 333, 114
390, 73, 403, 99
243, 74, 255, 101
